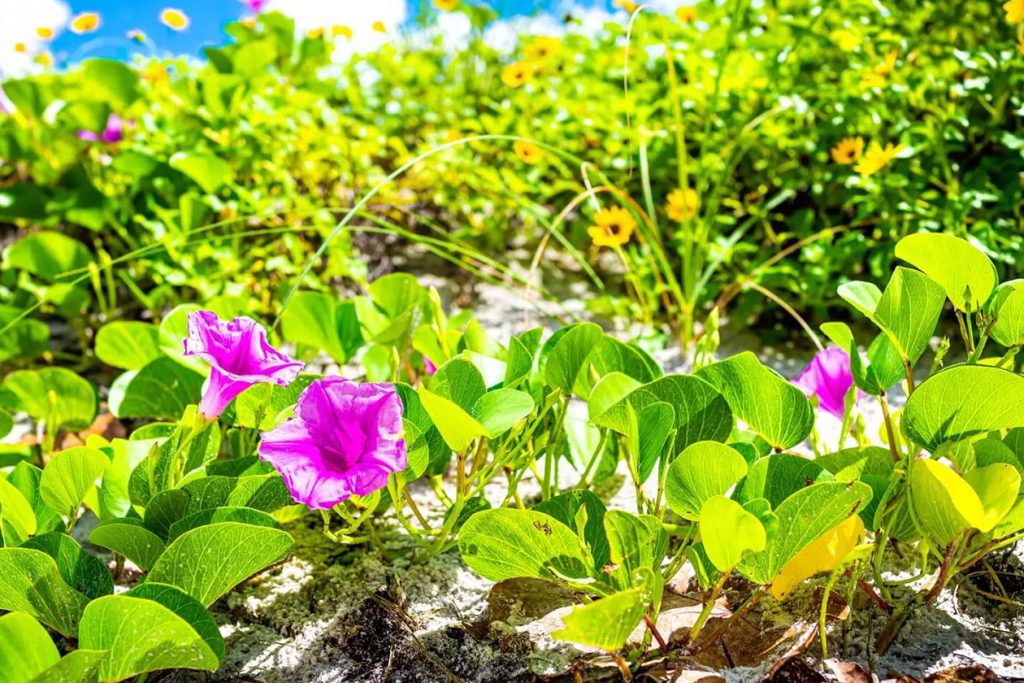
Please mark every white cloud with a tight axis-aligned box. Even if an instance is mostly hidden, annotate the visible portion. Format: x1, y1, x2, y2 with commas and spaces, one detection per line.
0, 0, 70, 76
262, 0, 407, 57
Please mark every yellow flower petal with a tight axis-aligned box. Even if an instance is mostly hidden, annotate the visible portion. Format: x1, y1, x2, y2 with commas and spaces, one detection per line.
1005, 0, 1024, 23
35, 27, 55, 40
675, 6, 697, 22
434, 0, 460, 10
70, 12, 101, 35
513, 140, 543, 165
372, 20, 387, 34
589, 207, 636, 248
160, 8, 190, 31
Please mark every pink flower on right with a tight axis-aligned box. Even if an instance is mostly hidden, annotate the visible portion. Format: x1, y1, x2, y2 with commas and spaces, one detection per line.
793, 346, 858, 420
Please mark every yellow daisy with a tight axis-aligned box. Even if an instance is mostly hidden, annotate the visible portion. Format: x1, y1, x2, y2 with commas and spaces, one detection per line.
1005, 0, 1024, 23
523, 36, 560, 62
160, 8, 190, 31
675, 6, 697, 22
372, 21, 387, 34
854, 142, 905, 176
513, 141, 543, 165
501, 61, 533, 88
830, 136, 865, 165
588, 207, 636, 248
829, 28, 859, 52
434, 0, 460, 10
666, 188, 699, 221
70, 12, 101, 35
614, 0, 639, 13
35, 52, 54, 68
35, 27, 55, 40
332, 25, 353, 39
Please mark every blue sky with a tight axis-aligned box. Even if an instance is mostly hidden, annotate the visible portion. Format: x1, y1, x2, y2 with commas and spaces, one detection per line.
10, 1, 614, 67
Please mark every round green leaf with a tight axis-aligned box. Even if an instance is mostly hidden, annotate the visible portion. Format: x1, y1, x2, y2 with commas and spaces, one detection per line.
40, 446, 109, 520
94, 322, 162, 371
0, 368, 97, 433
89, 520, 166, 571
79, 595, 219, 681
0, 548, 90, 637
147, 522, 294, 606
0, 612, 59, 683
895, 232, 997, 312
700, 496, 767, 572
990, 280, 1024, 348
108, 358, 204, 420
21, 532, 113, 600
903, 365, 1024, 451
3, 232, 91, 282
665, 441, 749, 520
552, 589, 645, 652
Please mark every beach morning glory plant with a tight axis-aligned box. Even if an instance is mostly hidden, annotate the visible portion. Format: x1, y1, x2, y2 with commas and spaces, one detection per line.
258, 378, 407, 509
183, 310, 304, 419
77, 113, 126, 144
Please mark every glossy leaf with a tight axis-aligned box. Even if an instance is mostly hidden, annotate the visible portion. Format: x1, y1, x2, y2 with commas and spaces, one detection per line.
895, 232, 997, 311
665, 441, 749, 520
0, 548, 90, 637
39, 446, 109, 519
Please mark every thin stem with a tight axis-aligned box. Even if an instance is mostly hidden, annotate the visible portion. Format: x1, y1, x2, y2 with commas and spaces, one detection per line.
878, 394, 900, 464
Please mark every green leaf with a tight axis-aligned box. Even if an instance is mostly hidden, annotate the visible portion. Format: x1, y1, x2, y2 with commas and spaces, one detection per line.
29, 649, 107, 683
594, 374, 732, 454
903, 365, 1024, 451
79, 595, 219, 681
21, 532, 112, 600
3, 232, 92, 282
430, 358, 487, 413
81, 59, 140, 106
89, 520, 165, 571
94, 322, 162, 371
125, 582, 225, 662
6, 463, 61, 534
697, 352, 813, 450
909, 459, 1020, 545
0, 548, 90, 637
166, 506, 281, 541
544, 323, 605, 395
474, 389, 534, 437
108, 358, 204, 420
665, 441, 749, 520
147, 522, 294, 606
0, 612, 59, 683
603, 511, 667, 591
459, 508, 592, 583
700, 496, 767, 572
418, 386, 488, 453
739, 481, 871, 585
895, 232, 997, 312
990, 280, 1024, 348
0, 476, 38, 544
280, 293, 362, 363
871, 267, 945, 365
534, 490, 610, 573
572, 336, 661, 399
0, 368, 97, 433
233, 375, 318, 430
169, 151, 232, 193
552, 589, 645, 651
736, 453, 830, 509
39, 446, 109, 520
587, 372, 642, 423
632, 402, 675, 485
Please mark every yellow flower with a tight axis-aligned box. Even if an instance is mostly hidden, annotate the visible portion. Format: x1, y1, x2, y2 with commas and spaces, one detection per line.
614, 0, 639, 12
513, 141, 543, 165
588, 207, 636, 248
372, 21, 387, 33
675, 6, 697, 22
1005, 0, 1024, 23
35, 27, 55, 40
830, 136, 864, 165
35, 52, 53, 68
860, 49, 898, 89
306, 27, 325, 39
70, 12, 101, 35
524, 36, 560, 62
434, 0, 460, 10
853, 142, 905, 176
501, 61, 533, 88
666, 188, 699, 221
829, 28, 859, 52
1018, 36, 1024, 56
332, 25, 353, 39
14, 42, 27, 54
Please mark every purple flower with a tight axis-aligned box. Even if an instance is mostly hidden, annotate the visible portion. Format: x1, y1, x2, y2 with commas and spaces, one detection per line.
423, 356, 437, 375
183, 310, 303, 419
241, 0, 268, 12
793, 347, 858, 419
78, 113, 126, 144
258, 378, 407, 509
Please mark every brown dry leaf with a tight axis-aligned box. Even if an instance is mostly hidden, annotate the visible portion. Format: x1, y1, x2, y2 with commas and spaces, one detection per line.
923, 665, 997, 683
823, 659, 873, 683
766, 658, 827, 682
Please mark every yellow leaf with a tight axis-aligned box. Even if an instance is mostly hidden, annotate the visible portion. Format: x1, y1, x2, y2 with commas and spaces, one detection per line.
769, 515, 864, 599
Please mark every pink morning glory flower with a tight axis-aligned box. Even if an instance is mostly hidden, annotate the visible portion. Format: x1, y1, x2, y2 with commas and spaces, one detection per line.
77, 113, 126, 144
183, 310, 304, 419
258, 378, 407, 509
793, 346, 858, 420
423, 356, 437, 375
241, 0, 268, 12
